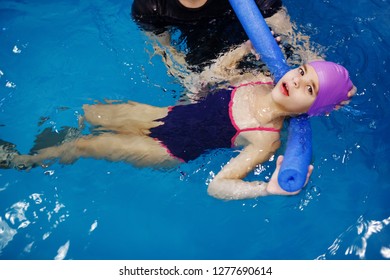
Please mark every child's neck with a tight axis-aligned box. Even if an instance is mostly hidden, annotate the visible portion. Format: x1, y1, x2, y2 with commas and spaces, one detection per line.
253, 92, 287, 127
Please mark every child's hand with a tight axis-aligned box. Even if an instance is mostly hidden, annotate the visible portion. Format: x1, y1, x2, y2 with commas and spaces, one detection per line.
266, 155, 313, 196
335, 85, 357, 110
271, 30, 282, 44
348, 85, 357, 98
243, 40, 260, 60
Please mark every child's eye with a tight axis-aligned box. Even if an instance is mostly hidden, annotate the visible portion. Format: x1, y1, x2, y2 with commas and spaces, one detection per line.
307, 85, 313, 95
299, 67, 304, 76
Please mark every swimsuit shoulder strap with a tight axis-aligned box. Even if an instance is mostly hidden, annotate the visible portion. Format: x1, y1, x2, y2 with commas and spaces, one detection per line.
235, 81, 274, 88
229, 81, 281, 145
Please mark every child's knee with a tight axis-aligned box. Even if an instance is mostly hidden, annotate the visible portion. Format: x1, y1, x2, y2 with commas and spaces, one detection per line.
82, 104, 107, 124
82, 104, 91, 113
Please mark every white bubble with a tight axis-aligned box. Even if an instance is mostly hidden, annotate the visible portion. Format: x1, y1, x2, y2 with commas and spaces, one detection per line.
12, 45, 21, 54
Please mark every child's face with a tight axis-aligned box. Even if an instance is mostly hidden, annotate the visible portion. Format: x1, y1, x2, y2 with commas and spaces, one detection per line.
271, 64, 319, 114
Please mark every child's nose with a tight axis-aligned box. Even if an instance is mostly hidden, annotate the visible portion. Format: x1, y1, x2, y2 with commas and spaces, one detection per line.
293, 76, 300, 87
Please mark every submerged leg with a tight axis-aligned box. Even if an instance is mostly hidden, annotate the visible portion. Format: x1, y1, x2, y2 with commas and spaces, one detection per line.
82, 102, 168, 133
11, 133, 179, 169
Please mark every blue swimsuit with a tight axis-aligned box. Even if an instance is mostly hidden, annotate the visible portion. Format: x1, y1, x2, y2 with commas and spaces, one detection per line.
149, 82, 280, 162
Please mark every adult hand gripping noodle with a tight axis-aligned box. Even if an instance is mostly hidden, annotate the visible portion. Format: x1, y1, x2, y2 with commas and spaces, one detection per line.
229, 0, 312, 192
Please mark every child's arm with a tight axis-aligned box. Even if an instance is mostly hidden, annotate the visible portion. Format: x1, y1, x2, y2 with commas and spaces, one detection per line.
207, 7, 324, 77
207, 138, 313, 200
194, 7, 324, 91
266, 7, 323, 63
192, 42, 257, 87
207, 143, 273, 200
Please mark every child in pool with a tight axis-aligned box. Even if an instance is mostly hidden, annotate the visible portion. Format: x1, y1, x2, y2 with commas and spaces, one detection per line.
1, 61, 356, 200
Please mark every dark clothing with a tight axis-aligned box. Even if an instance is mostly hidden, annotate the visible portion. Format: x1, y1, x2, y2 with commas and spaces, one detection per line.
131, 0, 232, 26
131, 0, 283, 68
132, 0, 282, 25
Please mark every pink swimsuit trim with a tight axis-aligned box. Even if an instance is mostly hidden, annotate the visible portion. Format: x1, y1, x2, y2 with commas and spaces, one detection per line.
158, 141, 186, 163
229, 81, 280, 147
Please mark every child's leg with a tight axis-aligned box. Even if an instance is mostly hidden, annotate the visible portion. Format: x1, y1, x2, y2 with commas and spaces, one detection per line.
82, 102, 169, 133
83, 102, 168, 125
12, 133, 180, 169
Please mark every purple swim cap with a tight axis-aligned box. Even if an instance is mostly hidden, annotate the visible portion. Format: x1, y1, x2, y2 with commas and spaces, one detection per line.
307, 61, 353, 116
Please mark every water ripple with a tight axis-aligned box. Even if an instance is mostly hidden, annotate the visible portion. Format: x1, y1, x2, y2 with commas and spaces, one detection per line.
318, 215, 390, 259
0, 216, 17, 254
54, 240, 70, 260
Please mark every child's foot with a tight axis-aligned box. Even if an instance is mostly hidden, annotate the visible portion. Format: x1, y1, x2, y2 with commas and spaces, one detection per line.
0, 140, 20, 169
30, 126, 80, 154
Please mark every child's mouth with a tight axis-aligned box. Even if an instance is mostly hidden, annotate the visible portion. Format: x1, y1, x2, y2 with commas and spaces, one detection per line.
281, 82, 289, 96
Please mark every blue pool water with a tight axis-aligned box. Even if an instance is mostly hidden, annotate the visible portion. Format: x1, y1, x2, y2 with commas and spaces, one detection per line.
1, 0, 389, 260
